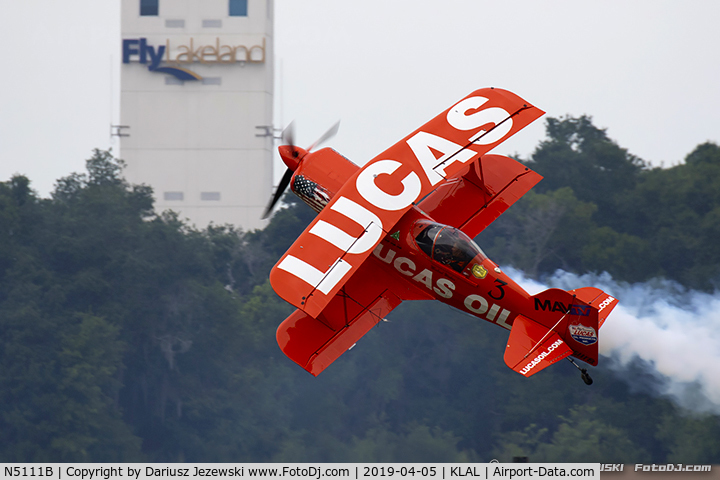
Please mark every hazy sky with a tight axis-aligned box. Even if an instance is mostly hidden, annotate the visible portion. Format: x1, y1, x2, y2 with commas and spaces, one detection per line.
2, 0, 719, 196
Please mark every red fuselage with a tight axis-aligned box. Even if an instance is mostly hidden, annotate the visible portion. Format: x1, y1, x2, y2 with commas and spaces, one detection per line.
366, 206, 532, 331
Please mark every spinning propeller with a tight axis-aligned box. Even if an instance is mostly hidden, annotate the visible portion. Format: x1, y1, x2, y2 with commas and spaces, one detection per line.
262, 121, 340, 219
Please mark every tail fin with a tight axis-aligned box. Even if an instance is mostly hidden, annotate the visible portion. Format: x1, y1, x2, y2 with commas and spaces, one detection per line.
504, 287, 617, 377
568, 287, 618, 328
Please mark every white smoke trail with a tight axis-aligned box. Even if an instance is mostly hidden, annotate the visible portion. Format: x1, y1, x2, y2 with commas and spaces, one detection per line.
505, 267, 720, 415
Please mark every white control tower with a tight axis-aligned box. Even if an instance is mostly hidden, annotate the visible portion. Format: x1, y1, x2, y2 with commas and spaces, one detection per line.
120, 0, 273, 230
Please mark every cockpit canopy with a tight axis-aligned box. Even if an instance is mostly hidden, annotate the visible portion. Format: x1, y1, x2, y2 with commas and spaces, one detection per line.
413, 221, 487, 273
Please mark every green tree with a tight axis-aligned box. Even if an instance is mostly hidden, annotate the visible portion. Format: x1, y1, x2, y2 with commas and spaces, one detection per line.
0, 167, 143, 460
480, 188, 598, 276
4, 138, 720, 463
656, 413, 720, 463
618, 142, 720, 288
350, 424, 472, 462
493, 406, 649, 463
526, 115, 645, 222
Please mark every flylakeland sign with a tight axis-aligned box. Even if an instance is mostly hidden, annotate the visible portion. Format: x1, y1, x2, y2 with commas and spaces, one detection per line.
122, 37, 266, 81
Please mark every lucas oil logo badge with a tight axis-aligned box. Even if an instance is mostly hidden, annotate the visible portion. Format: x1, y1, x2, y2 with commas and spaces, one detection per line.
472, 264, 488, 279
568, 324, 597, 346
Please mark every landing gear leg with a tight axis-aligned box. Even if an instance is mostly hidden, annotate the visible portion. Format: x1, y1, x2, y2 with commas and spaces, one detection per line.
567, 358, 593, 385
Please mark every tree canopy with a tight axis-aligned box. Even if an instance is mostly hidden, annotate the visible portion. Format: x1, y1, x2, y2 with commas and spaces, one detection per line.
482, 117, 720, 290
1, 126, 720, 462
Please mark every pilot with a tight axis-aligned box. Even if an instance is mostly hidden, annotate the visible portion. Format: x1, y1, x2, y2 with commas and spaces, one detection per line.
435, 239, 467, 273
446, 242, 467, 272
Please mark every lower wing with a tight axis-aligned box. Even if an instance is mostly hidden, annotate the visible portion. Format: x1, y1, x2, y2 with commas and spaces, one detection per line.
276, 255, 431, 376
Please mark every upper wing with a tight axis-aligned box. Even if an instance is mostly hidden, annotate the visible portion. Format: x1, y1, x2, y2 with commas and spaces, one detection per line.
270, 88, 544, 318
417, 154, 543, 239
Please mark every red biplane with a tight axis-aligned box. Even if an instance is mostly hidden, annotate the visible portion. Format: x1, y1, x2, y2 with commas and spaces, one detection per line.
264, 88, 618, 384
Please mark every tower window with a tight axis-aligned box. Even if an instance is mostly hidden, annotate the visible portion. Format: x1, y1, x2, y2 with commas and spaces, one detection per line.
164, 192, 184, 201
201, 192, 221, 201
229, 0, 248, 16
140, 0, 159, 16
202, 19, 223, 28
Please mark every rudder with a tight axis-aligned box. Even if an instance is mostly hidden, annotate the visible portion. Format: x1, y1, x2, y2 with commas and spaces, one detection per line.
505, 286, 605, 377
569, 287, 618, 328
530, 288, 601, 367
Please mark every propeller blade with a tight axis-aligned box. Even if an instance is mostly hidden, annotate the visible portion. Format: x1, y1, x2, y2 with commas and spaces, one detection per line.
281, 121, 302, 159
282, 121, 295, 146
307, 120, 340, 152
262, 120, 339, 219
262, 167, 294, 219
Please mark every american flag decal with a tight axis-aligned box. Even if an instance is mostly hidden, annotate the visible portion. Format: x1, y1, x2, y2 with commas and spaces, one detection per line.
292, 175, 331, 213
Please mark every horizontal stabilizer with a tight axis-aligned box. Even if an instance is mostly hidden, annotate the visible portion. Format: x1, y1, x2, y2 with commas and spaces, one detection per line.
504, 314, 573, 377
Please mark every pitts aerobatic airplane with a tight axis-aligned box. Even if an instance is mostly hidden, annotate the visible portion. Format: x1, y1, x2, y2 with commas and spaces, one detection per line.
263, 87, 618, 384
